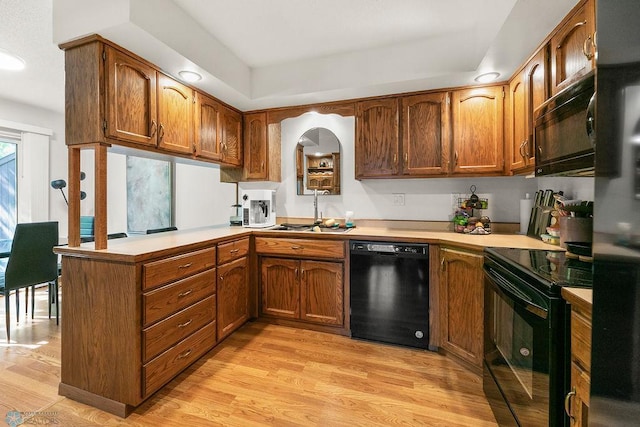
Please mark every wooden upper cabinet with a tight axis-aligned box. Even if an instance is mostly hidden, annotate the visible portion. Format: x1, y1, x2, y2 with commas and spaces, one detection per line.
194, 92, 221, 161
244, 112, 268, 180
550, 0, 595, 95
157, 74, 194, 154
508, 72, 528, 172
104, 46, 158, 147
220, 106, 242, 166
451, 85, 505, 175
355, 98, 399, 178
509, 47, 547, 174
401, 92, 450, 176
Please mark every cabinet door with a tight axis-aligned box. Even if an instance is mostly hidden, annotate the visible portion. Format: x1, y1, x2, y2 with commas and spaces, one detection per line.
300, 260, 343, 326
104, 46, 157, 146
439, 248, 484, 369
451, 85, 504, 175
401, 92, 450, 176
355, 98, 399, 178
261, 257, 299, 319
244, 112, 268, 179
550, 0, 595, 95
217, 256, 249, 340
524, 48, 547, 167
508, 71, 527, 172
220, 106, 243, 166
194, 92, 221, 160
157, 74, 194, 154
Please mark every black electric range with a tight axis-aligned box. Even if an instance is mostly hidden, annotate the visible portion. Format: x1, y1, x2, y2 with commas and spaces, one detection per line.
484, 247, 593, 296
483, 247, 593, 427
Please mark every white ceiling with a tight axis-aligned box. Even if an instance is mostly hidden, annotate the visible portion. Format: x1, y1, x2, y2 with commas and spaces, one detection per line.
1, 0, 578, 114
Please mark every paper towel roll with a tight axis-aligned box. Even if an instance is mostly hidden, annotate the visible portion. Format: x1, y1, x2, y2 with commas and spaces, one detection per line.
520, 197, 534, 235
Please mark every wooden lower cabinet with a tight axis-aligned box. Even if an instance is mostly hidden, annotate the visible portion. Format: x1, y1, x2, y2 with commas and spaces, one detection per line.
438, 247, 484, 370
563, 292, 592, 427
59, 245, 220, 417
217, 256, 249, 340
260, 257, 344, 327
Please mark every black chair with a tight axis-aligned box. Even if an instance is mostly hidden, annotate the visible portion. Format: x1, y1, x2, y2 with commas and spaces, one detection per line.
0, 221, 59, 342
146, 226, 177, 234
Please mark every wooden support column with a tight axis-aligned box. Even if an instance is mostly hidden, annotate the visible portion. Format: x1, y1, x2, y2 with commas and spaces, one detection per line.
94, 144, 108, 250
67, 147, 81, 247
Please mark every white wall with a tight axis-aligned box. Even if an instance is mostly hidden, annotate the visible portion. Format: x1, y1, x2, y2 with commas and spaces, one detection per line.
0, 97, 69, 234
274, 112, 543, 223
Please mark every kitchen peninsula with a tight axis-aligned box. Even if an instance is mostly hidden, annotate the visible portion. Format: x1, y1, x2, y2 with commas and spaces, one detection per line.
54, 225, 558, 416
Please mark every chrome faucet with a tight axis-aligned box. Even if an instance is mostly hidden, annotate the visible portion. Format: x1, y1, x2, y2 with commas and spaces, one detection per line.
313, 189, 329, 224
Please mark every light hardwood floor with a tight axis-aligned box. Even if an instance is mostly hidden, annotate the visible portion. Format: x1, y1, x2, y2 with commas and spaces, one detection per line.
1, 288, 498, 426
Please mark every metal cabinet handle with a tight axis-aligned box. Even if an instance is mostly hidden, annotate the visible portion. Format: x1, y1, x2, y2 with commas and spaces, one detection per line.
295, 268, 299, 277
454, 151, 459, 166
230, 249, 239, 254
178, 263, 193, 269
291, 245, 302, 250
564, 387, 576, 420
523, 139, 530, 158
393, 153, 397, 165
158, 123, 165, 142
519, 141, 526, 159
441, 257, 446, 271
178, 289, 193, 298
176, 349, 192, 360
150, 120, 157, 137
404, 153, 408, 164
583, 34, 595, 60
177, 319, 192, 328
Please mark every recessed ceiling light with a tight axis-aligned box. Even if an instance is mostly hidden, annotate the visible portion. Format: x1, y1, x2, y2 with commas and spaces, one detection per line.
0, 48, 26, 71
474, 72, 500, 83
178, 70, 202, 83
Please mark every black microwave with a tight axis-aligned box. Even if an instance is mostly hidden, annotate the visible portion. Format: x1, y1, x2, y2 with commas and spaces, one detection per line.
534, 73, 595, 176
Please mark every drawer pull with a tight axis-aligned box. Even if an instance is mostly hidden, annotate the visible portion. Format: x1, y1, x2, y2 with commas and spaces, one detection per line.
291, 245, 303, 250
178, 262, 193, 269
178, 289, 193, 298
177, 319, 193, 328
230, 249, 239, 254
176, 349, 192, 360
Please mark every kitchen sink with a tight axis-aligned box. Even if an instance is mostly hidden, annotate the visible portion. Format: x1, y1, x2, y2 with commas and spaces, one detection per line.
307, 227, 352, 233
271, 223, 352, 233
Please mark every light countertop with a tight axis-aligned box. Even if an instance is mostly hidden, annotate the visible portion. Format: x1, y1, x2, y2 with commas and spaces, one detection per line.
54, 224, 560, 262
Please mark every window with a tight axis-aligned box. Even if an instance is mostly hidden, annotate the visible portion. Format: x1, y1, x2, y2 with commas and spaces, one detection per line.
0, 140, 17, 240
126, 156, 173, 234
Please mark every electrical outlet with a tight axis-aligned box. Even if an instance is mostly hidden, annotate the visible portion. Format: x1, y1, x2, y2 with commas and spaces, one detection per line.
451, 193, 460, 210
393, 193, 405, 206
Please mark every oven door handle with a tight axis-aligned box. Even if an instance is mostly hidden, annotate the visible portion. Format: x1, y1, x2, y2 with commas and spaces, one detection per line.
487, 268, 549, 319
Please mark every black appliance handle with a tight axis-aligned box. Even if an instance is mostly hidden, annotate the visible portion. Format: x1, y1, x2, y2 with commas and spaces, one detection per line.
486, 268, 549, 320
586, 91, 596, 148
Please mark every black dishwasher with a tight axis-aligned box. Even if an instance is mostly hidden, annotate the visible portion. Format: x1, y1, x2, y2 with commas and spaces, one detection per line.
349, 240, 431, 350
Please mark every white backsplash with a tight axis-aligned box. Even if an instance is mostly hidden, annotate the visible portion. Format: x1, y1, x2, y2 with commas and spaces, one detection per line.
263, 112, 553, 223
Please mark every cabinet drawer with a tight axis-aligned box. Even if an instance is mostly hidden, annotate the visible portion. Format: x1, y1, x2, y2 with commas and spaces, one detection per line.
143, 295, 216, 362
255, 237, 344, 259
217, 237, 250, 265
143, 322, 216, 397
571, 310, 592, 371
143, 269, 216, 326
571, 361, 591, 406
143, 247, 216, 290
